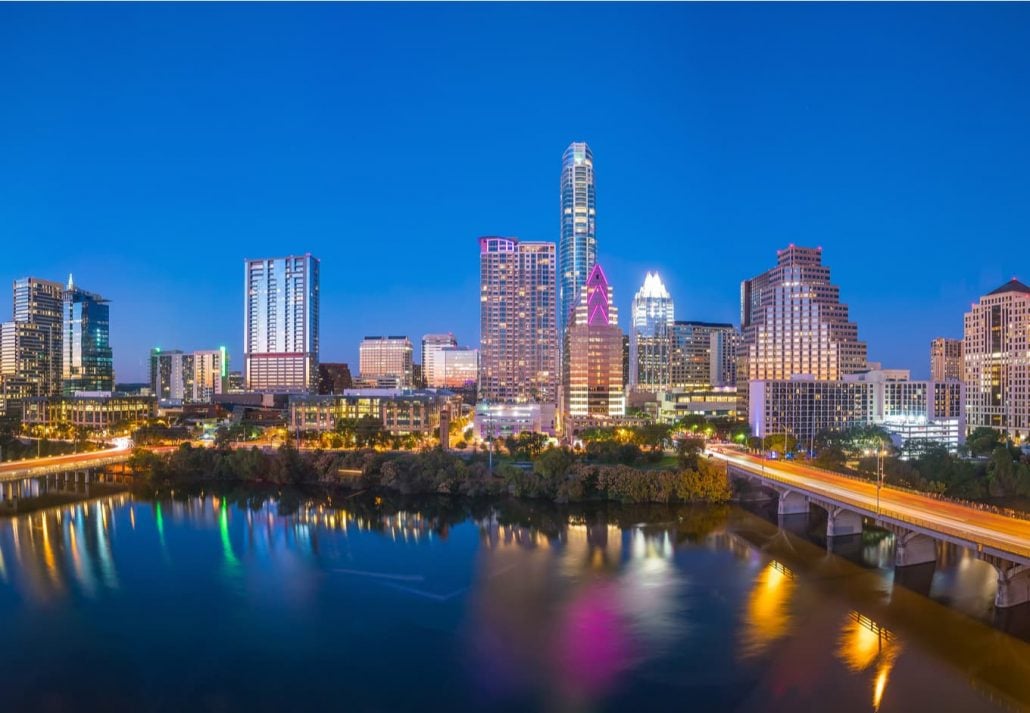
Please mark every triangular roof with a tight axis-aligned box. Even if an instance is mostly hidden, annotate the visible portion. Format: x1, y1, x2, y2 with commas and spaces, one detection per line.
987, 279, 1030, 296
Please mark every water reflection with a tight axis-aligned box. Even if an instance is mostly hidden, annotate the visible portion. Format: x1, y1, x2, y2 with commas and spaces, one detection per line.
835, 612, 901, 711
0, 490, 1026, 712
740, 560, 796, 658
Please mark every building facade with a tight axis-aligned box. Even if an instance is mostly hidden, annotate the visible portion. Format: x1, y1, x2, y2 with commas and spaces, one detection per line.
23, 393, 156, 430
740, 246, 867, 384
749, 370, 966, 452
629, 272, 675, 391
930, 337, 963, 382
669, 321, 739, 390
244, 254, 319, 393
5, 277, 64, 399
439, 346, 478, 389
288, 388, 462, 436
421, 333, 457, 387
359, 336, 414, 388
479, 236, 558, 404
192, 348, 228, 402
964, 279, 1030, 442
559, 142, 596, 340
563, 264, 625, 426
62, 277, 113, 395
317, 363, 353, 394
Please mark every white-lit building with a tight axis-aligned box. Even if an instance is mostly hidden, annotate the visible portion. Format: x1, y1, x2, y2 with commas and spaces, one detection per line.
359, 336, 414, 388
244, 254, 319, 393
749, 370, 965, 453
629, 272, 674, 390
475, 402, 557, 439
963, 279, 1030, 442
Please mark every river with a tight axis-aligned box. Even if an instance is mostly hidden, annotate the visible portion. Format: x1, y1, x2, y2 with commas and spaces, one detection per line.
0, 488, 1027, 712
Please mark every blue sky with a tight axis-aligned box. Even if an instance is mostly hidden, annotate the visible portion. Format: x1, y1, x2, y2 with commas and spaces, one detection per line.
1, 3, 1029, 381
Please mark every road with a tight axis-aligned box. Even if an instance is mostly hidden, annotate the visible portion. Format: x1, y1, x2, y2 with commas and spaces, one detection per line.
0, 442, 133, 481
709, 446, 1030, 563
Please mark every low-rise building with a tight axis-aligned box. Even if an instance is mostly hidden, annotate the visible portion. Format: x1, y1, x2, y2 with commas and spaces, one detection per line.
474, 403, 557, 439
289, 388, 462, 435
23, 392, 156, 430
656, 387, 739, 423
749, 370, 965, 453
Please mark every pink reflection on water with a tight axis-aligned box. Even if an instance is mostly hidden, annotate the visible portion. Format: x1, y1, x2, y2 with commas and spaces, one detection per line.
554, 580, 634, 698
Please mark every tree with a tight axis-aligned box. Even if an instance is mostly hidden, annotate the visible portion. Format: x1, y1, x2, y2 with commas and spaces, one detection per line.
505, 431, 548, 460
354, 415, 388, 448
763, 433, 797, 456
634, 423, 672, 453
676, 436, 705, 470
968, 427, 1001, 457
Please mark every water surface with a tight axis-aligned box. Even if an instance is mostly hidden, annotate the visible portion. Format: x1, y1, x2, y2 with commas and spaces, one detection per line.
0, 489, 1027, 712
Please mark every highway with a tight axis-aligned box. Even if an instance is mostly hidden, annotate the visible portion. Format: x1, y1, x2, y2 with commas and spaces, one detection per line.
709, 446, 1030, 564
0, 442, 133, 482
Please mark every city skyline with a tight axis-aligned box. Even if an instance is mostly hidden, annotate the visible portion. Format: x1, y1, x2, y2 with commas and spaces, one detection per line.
3, 4, 1030, 381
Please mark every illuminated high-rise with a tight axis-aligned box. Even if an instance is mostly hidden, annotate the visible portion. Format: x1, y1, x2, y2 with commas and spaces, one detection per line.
62, 276, 113, 394
964, 279, 1030, 442
479, 236, 557, 404
559, 142, 596, 340
740, 245, 867, 383
930, 337, 963, 382
564, 264, 625, 425
244, 254, 319, 393
359, 336, 414, 387
629, 272, 674, 390
421, 333, 457, 388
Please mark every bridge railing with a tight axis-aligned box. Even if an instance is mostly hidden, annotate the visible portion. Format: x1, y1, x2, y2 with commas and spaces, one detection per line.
0, 454, 130, 481
727, 459, 1030, 562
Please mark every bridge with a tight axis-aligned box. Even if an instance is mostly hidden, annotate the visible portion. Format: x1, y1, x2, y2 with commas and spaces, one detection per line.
710, 447, 1030, 608
0, 445, 132, 483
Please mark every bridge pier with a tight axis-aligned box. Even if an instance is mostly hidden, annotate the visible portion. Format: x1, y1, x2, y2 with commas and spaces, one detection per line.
826, 507, 863, 538
777, 489, 809, 516
995, 563, 1030, 609
895, 531, 937, 567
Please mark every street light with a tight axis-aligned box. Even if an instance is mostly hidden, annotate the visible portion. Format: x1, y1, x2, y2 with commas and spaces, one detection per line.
866, 438, 886, 517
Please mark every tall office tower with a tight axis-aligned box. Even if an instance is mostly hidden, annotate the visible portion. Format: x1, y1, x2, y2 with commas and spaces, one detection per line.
964, 279, 1030, 441
559, 142, 596, 340
670, 321, 739, 389
150, 349, 194, 402
422, 333, 458, 387
440, 346, 479, 389
479, 236, 558, 404
192, 348, 228, 402
244, 254, 319, 393
12, 277, 64, 395
629, 272, 675, 390
62, 276, 113, 394
359, 336, 414, 387
930, 337, 964, 382
564, 264, 625, 422
740, 245, 867, 383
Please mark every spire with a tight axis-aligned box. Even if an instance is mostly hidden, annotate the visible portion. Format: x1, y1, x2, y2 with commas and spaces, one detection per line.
67, 273, 74, 290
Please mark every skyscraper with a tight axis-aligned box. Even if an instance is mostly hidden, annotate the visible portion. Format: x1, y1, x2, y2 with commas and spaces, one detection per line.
559, 142, 596, 339
930, 337, 963, 382
150, 349, 193, 403
0, 278, 65, 410
963, 279, 1030, 442
192, 348, 228, 402
244, 254, 319, 393
669, 321, 739, 389
359, 336, 414, 387
564, 264, 625, 424
740, 245, 867, 383
479, 236, 558, 404
629, 272, 675, 390
421, 333, 457, 388
62, 276, 113, 394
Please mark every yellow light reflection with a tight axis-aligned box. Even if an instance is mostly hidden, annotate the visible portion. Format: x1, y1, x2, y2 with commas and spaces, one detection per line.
740, 561, 795, 658
835, 611, 901, 712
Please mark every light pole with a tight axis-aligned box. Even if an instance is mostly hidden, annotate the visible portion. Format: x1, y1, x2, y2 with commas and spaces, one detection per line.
868, 438, 885, 517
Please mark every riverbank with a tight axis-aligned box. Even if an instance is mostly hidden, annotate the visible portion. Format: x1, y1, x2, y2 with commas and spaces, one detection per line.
125, 444, 733, 505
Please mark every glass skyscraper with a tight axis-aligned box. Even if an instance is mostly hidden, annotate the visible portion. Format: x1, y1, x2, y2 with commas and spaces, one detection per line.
244, 254, 319, 393
559, 142, 596, 340
629, 272, 675, 390
564, 264, 625, 423
62, 276, 113, 394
